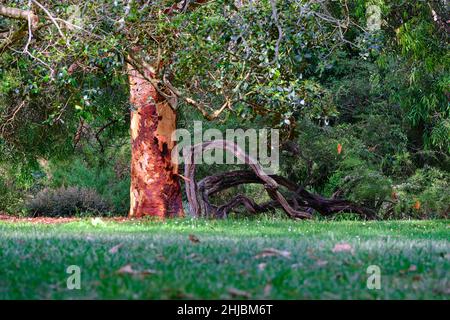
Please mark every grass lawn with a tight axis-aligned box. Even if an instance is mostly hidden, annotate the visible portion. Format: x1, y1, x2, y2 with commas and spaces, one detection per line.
0, 218, 448, 299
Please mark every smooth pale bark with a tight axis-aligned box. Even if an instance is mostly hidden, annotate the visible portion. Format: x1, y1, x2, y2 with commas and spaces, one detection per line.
127, 62, 183, 218
0, 5, 37, 24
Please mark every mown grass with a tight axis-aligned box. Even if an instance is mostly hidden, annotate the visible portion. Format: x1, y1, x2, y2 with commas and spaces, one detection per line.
0, 218, 448, 299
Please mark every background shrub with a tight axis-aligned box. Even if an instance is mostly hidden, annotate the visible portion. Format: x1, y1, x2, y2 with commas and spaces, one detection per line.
0, 163, 37, 215
0, 176, 21, 214
26, 186, 110, 217
48, 147, 130, 215
393, 167, 449, 219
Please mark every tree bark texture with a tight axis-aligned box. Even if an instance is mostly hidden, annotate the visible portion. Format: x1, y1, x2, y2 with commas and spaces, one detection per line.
127, 62, 183, 218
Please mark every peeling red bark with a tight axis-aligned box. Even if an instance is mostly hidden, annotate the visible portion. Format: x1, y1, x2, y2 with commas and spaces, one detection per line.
127, 62, 183, 218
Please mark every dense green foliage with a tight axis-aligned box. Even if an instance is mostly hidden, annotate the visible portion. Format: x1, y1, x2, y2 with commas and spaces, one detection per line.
27, 186, 110, 216
0, 218, 448, 299
0, 0, 448, 217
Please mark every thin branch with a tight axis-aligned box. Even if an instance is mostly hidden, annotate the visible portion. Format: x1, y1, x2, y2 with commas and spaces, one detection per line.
53, 18, 103, 39
31, 0, 67, 44
268, 0, 282, 65
1, 101, 26, 136
126, 52, 232, 120
21, 1, 54, 76
23, 0, 34, 54
184, 98, 230, 121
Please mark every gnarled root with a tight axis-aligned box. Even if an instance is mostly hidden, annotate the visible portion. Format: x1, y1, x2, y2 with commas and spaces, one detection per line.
183, 140, 376, 220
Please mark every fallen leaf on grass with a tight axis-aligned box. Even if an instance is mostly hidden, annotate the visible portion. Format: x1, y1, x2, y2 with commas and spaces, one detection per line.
412, 275, 422, 281
258, 263, 267, 271
228, 287, 251, 299
165, 289, 195, 299
140, 269, 158, 275
185, 253, 209, 264
188, 234, 200, 243
255, 248, 291, 259
117, 264, 158, 276
263, 284, 272, 297
400, 264, 418, 275
332, 243, 353, 253
117, 264, 134, 274
408, 264, 417, 272
108, 244, 123, 254
316, 259, 328, 267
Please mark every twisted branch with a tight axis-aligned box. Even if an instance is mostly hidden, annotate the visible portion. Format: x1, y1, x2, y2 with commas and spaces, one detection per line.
183, 140, 376, 220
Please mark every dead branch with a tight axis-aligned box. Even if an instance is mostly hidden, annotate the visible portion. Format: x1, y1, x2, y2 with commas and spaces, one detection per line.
183, 140, 313, 219
198, 170, 376, 219
183, 140, 376, 219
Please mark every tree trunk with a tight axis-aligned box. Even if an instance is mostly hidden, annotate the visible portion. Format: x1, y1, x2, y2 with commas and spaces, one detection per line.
127, 62, 183, 218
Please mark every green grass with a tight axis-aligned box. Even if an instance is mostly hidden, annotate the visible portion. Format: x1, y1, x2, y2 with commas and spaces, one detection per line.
0, 218, 449, 299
